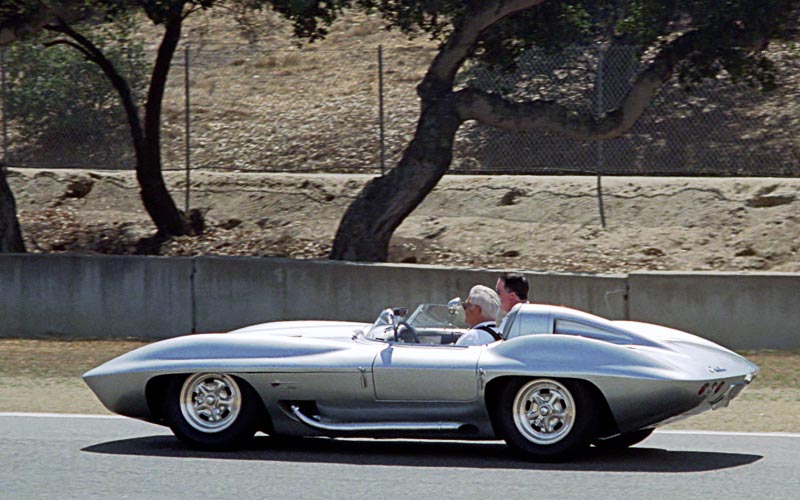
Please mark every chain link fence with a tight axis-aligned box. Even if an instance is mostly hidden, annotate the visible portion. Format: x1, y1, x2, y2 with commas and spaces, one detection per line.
0, 43, 139, 169
1, 43, 798, 176
456, 46, 800, 176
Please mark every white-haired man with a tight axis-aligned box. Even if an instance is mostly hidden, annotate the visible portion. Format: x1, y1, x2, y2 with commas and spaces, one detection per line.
456, 285, 502, 346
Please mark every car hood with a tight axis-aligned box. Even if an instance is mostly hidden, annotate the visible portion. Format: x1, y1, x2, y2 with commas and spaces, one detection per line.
84, 324, 379, 381
228, 320, 371, 340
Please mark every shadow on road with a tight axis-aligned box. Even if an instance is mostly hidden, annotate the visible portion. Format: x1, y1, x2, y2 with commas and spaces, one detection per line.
83, 434, 761, 472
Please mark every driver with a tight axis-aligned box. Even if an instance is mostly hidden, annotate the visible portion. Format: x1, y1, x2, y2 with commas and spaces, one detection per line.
496, 272, 530, 330
456, 285, 502, 346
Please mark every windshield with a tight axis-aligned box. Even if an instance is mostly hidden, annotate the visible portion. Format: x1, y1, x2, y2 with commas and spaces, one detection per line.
363, 303, 469, 342
364, 308, 397, 341
408, 303, 467, 329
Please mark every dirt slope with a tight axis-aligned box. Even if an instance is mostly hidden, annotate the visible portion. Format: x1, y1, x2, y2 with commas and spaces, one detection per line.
9, 168, 800, 274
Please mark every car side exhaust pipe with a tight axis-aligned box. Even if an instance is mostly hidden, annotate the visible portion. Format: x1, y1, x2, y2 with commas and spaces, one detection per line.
290, 405, 464, 433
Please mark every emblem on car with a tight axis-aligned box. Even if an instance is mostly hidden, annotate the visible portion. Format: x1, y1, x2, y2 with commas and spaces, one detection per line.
708, 366, 727, 373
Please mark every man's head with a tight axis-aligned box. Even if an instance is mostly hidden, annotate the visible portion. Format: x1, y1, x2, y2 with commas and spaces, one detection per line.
463, 285, 501, 327
496, 273, 529, 313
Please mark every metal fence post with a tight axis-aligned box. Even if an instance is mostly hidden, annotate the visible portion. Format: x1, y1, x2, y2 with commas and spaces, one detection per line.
378, 45, 386, 176
595, 46, 607, 228
1, 48, 8, 166
184, 44, 191, 214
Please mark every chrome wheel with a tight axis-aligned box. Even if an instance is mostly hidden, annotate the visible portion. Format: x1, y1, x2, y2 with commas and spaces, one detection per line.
179, 373, 242, 433
512, 379, 576, 445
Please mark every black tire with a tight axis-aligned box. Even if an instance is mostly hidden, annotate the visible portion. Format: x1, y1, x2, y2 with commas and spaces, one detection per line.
593, 428, 655, 451
163, 373, 262, 450
494, 378, 597, 461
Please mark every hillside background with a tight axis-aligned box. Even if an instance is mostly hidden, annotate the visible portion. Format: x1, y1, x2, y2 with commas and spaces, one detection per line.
3, 8, 800, 176
4, 8, 800, 273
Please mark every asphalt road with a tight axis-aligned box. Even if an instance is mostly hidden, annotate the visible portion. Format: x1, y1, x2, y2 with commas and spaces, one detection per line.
1, 413, 798, 500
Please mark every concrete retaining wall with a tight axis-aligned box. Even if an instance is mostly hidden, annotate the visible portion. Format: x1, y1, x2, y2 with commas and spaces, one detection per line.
1, 254, 798, 348
0, 255, 193, 339
628, 272, 800, 350
192, 257, 628, 333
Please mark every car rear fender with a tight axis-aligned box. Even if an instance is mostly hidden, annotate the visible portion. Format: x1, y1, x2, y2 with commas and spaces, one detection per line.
483, 375, 618, 440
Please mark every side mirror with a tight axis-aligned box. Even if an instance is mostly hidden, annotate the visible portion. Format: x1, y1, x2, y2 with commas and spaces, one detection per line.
377, 308, 395, 326
447, 297, 462, 315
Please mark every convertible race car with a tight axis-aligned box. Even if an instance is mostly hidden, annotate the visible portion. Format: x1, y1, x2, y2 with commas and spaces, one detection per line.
84, 300, 758, 461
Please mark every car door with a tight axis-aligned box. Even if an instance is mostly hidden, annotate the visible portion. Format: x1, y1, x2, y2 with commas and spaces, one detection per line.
371, 344, 483, 401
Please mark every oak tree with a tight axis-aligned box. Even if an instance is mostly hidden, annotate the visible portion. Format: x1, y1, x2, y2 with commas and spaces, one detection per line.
273, 0, 800, 262
0, 1, 248, 250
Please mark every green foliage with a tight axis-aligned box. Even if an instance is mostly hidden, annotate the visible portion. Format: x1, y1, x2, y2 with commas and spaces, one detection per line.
261, 0, 799, 89
472, 0, 797, 86
267, 0, 351, 41
357, 0, 465, 40
3, 20, 148, 142
0, 1, 126, 37
140, 0, 217, 24
0, 1, 30, 20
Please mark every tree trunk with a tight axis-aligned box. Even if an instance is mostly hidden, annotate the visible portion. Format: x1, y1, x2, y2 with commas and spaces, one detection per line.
136, 0, 194, 236
137, 141, 193, 236
330, 0, 546, 262
0, 167, 25, 253
45, 6, 195, 237
330, 93, 463, 261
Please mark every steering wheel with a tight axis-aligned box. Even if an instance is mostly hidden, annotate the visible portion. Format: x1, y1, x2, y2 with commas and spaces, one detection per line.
395, 321, 421, 343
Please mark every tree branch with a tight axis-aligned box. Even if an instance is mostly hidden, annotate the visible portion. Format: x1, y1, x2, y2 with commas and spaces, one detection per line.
44, 20, 145, 153
421, 0, 547, 95
454, 26, 766, 140
183, 4, 201, 21
43, 38, 92, 59
0, 0, 140, 46
143, 0, 184, 149
454, 87, 613, 139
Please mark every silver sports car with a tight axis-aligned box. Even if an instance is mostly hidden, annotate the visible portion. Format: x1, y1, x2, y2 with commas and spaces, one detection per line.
84, 300, 758, 461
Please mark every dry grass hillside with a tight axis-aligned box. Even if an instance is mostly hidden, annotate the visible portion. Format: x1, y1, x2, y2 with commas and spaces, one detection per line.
7, 8, 800, 274
5, 8, 438, 172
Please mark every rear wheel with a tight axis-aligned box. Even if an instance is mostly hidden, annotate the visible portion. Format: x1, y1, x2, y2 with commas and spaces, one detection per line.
495, 378, 597, 461
163, 373, 261, 450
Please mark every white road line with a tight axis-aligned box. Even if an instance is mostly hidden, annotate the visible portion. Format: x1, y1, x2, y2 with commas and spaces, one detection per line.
1, 413, 799, 438
656, 429, 800, 438
0, 412, 123, 419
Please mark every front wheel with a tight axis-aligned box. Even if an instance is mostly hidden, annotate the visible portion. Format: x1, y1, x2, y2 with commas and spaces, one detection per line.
494, 378, 597, 461
163, 373, 262, 450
